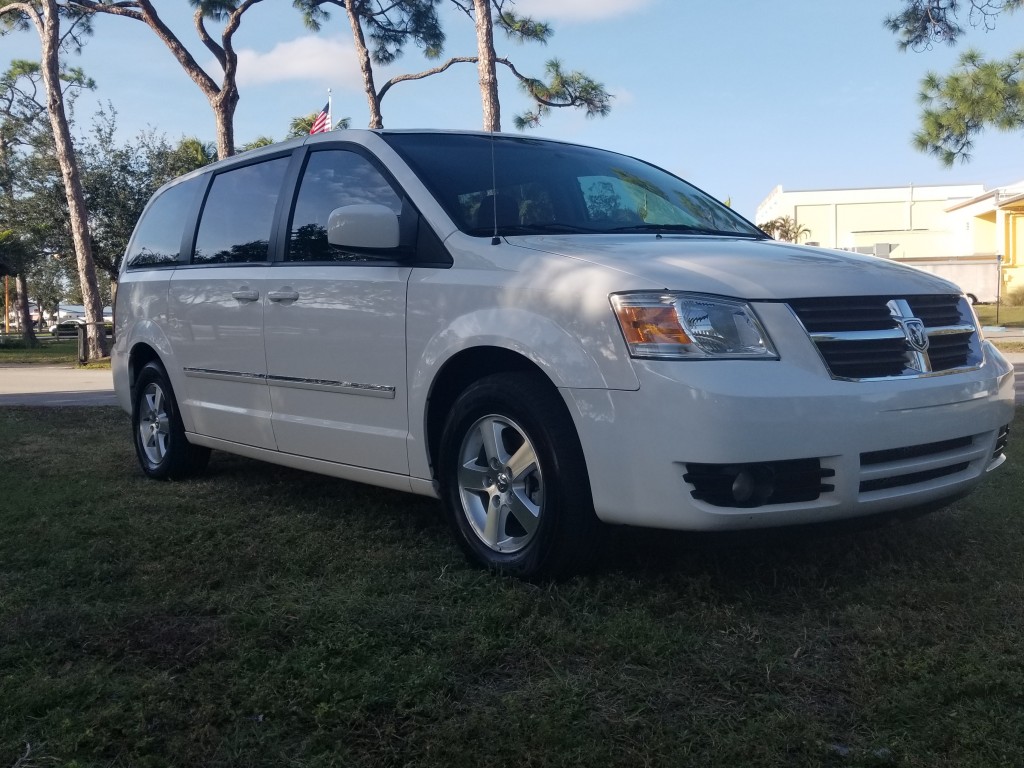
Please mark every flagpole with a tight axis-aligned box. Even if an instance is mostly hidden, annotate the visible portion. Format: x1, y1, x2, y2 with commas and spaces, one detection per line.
327, 88, 332, 132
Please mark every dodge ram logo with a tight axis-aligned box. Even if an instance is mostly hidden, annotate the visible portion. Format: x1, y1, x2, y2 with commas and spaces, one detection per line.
886, 299, 932, 372
899, 318, 929, 352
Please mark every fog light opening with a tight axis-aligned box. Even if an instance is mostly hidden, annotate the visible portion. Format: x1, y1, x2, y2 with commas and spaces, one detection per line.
685, 459, 830, 508
730, 466, 775, 506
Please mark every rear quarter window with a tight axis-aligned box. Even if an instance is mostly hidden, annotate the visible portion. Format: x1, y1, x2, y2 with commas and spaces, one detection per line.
125, 176, 204, 270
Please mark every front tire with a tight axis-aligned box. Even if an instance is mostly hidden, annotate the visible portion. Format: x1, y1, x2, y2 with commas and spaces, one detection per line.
438, 373, 600, 578
132, 361, 210, 480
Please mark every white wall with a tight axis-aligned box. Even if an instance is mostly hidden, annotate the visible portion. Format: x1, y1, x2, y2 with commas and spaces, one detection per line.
755, 183, 987, 257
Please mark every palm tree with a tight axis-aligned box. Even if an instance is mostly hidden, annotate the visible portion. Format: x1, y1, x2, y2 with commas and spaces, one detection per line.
757, 218, 780, 238
287, 113, 351, 138
759, 216, 810, 243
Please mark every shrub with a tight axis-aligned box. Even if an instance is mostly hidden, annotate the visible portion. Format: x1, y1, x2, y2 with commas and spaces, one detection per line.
1002, 286, 1024, 307
0, 336, 30, 349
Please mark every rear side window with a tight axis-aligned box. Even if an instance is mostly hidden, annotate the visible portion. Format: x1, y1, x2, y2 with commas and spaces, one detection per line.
193, 157, 290, 264
125, 176, 203, 269
287, 149, 401, 263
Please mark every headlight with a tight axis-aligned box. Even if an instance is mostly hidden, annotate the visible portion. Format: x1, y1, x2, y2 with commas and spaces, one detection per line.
611, 292, 779, 360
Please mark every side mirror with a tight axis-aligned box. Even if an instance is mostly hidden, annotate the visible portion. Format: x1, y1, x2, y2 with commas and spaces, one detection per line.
327, 204, 400, 250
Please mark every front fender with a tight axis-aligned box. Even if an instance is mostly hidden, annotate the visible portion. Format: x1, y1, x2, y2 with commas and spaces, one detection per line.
413, 306, 638, 394
405, 299, 641, 481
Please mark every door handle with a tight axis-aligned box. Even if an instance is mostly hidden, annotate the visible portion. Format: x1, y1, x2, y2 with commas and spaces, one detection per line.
267, 289, 300, 303
231, 289, 260, 302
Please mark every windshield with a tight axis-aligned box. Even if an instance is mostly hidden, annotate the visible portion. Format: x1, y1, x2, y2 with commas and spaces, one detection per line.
381, 133, 765, 239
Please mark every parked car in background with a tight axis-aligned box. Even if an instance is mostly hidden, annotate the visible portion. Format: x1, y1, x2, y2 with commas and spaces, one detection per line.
112, 130, 1015, 577
49, 318, 85, 337
53, 304, 114, 321
49, 317, 114, 338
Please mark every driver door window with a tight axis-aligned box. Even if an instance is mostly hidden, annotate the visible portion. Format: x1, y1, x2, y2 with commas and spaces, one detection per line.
287, 151, 402, 263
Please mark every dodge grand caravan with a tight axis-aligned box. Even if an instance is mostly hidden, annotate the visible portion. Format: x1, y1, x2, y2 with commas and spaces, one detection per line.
112, 130, 1015, 577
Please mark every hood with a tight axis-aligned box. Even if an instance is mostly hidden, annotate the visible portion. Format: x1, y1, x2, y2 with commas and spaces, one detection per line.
508, 234, 961, 300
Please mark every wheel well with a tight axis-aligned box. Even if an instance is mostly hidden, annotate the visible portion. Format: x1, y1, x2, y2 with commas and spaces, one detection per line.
128, 343, 161, 399
425, 347, 554, 476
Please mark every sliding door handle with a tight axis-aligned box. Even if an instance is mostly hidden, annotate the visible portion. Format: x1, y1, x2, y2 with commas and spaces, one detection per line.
267, 289, 300, 303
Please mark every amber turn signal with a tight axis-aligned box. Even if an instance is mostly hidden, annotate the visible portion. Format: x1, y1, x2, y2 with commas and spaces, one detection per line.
616, 305, 691, 346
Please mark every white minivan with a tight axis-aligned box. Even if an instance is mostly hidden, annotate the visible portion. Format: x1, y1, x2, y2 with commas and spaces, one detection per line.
113, 130, 1015, 577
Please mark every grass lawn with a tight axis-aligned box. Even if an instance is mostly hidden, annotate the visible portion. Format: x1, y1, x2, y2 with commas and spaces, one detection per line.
0, 337, 111, 368
1, 407, 1022, 767
0, 338, 80, 365
975, 304, 1024, 328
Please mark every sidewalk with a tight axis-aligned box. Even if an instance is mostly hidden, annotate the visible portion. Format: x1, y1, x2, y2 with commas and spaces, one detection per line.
0, 364, 118, 406
982, 326, 1024, 340
983, 326, 1024, 365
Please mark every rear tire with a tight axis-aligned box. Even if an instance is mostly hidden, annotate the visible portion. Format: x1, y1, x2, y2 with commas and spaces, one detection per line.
438, 372, 601, 578
132, 361, 210, 480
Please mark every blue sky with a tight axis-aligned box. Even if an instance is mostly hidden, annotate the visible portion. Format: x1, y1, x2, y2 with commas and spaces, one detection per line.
3, 0, 1022, 219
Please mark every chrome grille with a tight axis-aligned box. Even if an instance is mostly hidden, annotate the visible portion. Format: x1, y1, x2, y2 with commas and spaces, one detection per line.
788, 295, 982, 380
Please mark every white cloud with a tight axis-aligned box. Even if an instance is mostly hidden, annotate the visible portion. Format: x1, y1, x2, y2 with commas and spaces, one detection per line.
233, 36, 361, 88
510, 0, 655, 22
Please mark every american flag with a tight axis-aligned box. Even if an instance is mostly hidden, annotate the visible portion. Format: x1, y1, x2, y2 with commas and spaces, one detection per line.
310, 102, 330, 134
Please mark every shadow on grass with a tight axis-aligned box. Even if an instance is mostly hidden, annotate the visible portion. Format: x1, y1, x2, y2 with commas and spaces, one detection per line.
202, 447, 975, 603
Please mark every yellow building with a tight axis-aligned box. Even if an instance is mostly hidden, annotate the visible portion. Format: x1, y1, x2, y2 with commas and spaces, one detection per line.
944, 184, 1024, 296
756, 181, 1024, 302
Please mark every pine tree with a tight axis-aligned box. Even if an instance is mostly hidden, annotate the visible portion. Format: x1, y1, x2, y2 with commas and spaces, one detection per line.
886, 0, 1024, 164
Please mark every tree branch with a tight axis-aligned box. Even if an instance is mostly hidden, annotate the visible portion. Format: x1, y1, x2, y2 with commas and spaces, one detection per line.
120, 0, 221, 99
219, 0, 263, 82
226, 0, 263, 39
376, 55, 477, 102
449, 0, 474, 20
495, 57, 544, 97
66, 0, 144, 22
0, 2, 43, 33
68, 1, 221, 97
193, 6, 226, 70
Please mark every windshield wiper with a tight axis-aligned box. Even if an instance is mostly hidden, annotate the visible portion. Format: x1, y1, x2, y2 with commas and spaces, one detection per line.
607, 224, 764, 238
470, 222, 599, 236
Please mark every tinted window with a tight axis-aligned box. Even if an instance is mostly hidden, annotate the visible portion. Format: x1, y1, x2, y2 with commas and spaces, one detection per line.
193, 157, 290, 264
125, 176, 202, 269
287, 150, 402, 262
383, 133, 764, 239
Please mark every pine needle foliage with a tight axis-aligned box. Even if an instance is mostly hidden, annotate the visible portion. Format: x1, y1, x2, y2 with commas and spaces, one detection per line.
915, 48, 1024, 165
885, 0, 1024, 164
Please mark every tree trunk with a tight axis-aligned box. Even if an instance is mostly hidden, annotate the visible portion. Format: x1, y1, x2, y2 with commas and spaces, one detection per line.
15, 272, 38, 347
346, 2, 384, 129
472, 0, 500, 131
38, 0, 107, 359
212, 88, 238, 160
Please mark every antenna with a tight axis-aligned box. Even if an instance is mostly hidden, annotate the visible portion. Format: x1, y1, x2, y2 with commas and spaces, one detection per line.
490, 133, 500, 246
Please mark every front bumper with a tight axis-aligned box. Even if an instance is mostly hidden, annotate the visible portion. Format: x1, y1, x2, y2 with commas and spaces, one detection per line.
564, 342, 1015, 531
